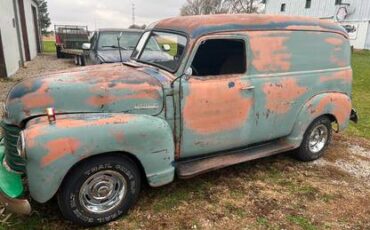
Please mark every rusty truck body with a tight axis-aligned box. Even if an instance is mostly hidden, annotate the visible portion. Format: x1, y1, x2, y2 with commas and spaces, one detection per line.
0, 14, 357, 226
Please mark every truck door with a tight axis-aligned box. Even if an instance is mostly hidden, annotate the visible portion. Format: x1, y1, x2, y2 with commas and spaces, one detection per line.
179, 36, 256, 159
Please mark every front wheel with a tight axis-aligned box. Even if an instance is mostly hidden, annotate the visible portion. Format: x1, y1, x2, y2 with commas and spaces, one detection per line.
295, 116, 332, 162
57, 155, 141, 226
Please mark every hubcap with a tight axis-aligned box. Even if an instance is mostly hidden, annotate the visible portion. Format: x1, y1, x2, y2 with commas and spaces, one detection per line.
308, 124, 329, 153
79, 170, 127, 214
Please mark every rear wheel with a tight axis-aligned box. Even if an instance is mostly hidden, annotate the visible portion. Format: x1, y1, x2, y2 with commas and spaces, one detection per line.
295, 116, 332, 162
57, 155, 141, 226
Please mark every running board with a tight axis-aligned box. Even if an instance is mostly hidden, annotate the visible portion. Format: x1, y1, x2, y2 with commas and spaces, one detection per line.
176, 140, 295, 179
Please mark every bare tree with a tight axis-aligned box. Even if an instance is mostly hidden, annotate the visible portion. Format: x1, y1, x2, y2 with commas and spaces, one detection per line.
180, 0, 264, 16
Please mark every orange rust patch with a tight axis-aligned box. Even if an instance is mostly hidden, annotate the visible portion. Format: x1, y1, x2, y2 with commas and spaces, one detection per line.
155, 14, 337, 35
320, 69, 352, 83
54, 115, 135, 129
87, 95, 118, 106
249, 31, 291, 73
112, 131, 125, 142
325, 37, 344, 46
41, 138, 81, 167
183, 78, 253, 134
330, 55, 347, 67
87, 82, 161, 107
21, 83, 54, 110
310, 94, 352, 126
24, 127, 47, 148
263, 78, 307, 114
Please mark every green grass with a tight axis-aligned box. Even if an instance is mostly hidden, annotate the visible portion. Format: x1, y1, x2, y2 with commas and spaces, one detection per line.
287, 215, 317, 230
42, 41, 56, 53
347, 50, 370, 139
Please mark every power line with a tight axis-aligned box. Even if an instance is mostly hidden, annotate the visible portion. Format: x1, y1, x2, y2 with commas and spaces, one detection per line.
132, 2, 135, 26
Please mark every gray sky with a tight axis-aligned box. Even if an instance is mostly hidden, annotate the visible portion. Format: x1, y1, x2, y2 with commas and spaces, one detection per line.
48, 0, 186, 30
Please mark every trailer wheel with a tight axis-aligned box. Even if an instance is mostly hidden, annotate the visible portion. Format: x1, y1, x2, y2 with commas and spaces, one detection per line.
56, 46, 64, 58
80, 55, 86, 66
74, 56, 81, 66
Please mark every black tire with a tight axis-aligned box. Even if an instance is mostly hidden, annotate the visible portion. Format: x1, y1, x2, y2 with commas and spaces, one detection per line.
57, 155, 141, 226
295, 116, 332, 162
56, 46, 63, 58
80, 55, 86, 66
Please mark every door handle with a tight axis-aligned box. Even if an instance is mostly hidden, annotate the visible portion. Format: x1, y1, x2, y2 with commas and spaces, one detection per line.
239, 85, 255, 91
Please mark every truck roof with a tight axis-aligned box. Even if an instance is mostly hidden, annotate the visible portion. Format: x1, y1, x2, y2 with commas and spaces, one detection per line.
98, 28, 143, 33
153, 14, 348, 39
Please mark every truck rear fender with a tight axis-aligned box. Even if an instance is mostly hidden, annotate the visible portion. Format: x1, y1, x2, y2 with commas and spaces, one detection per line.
23, 113, 175, 203
287, 92, 352, 147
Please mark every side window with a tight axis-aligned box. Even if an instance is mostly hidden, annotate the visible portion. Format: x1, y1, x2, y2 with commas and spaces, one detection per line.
281, 3, 286, 12
90, 33, 98, 50
191, 39, 246, 77
305, 0, 311, 8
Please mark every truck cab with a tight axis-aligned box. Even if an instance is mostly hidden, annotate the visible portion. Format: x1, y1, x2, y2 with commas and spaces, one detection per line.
0, 14, 357, 226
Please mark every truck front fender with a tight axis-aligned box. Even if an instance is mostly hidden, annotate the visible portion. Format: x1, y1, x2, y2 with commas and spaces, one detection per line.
23, 113, 175, 203
287, 92, 352, 147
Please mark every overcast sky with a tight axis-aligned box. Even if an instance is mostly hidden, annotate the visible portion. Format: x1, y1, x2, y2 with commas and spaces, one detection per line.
48, 0, 186, 30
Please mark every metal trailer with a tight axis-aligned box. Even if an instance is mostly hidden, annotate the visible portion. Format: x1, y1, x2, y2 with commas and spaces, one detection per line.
54, 25, 89, 65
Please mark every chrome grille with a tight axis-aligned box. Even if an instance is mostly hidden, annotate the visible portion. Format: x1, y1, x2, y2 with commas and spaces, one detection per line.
0, 121, 25, 173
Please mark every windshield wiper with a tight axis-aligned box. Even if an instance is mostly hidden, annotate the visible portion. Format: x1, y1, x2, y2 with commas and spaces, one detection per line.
102, 45, 128, 50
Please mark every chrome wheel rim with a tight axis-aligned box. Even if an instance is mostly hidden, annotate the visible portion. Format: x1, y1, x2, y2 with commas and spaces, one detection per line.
308, 124, 329, 153
79, 170, 127, 214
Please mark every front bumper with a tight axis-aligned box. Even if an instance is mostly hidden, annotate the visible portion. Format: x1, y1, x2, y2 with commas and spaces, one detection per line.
0, 139, 31, 215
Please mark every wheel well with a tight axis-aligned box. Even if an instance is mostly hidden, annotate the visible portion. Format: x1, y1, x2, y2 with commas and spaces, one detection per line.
58, 152, 148, 194
322, 114, 339, 131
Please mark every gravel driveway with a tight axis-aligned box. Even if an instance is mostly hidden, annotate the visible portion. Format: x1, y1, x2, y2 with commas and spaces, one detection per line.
0, 54, 75, 116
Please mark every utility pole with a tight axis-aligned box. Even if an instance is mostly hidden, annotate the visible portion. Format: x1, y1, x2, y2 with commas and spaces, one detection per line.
132, 2, 136, 26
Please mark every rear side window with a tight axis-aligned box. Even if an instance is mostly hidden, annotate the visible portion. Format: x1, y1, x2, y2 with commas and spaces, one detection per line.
191, 39, 246, 76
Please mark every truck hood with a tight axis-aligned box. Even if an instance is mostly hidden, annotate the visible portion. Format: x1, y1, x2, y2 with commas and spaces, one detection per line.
4, 63, 173, 126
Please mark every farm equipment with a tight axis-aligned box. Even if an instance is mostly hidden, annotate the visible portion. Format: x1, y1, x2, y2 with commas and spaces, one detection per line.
54, 25, 89, 65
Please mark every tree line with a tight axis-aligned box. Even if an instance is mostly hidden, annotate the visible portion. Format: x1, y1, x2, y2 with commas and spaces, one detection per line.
180, 0, 265, 16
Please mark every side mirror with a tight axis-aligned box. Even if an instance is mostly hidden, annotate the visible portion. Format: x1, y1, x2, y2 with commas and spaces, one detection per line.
162, 44, 171, 52
82, 43, 91, 50
184, 67, 193, 80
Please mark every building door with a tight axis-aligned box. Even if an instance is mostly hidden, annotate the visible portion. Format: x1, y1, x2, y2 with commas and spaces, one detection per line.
0, 30, 7, 78
18, 0, 31, 61
32, 5, 41, 53
365, 22, 370, 50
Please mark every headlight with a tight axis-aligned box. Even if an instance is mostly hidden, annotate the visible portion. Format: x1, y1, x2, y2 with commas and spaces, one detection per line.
17, 132, 27, 159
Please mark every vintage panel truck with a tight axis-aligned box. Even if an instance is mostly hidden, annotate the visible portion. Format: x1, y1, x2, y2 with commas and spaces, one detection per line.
0, 14, 358, 226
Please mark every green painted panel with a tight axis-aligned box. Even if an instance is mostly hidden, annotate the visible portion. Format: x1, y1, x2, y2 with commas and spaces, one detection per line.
0, 143, 24, 199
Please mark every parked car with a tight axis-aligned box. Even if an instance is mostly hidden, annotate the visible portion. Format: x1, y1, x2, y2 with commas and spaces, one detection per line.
81, 29, 143, 65
0, 14, 358, 226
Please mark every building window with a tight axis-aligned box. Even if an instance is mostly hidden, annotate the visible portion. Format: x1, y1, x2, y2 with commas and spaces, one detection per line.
281, 3, 286, 12
305, 0, 312, 8
335, 0, 342, 5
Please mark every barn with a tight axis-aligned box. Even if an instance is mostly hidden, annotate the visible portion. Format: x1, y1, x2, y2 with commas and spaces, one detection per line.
264, 0, 370, 50
0, 0, 41, 78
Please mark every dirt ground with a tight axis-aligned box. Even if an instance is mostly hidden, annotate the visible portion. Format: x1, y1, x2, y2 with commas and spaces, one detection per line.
0, 55, 369, 230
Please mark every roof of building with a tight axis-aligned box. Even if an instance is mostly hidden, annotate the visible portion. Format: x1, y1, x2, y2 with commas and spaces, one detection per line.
153, 14, 348, 38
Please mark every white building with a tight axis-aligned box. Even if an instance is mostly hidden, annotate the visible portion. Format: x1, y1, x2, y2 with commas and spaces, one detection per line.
264, 0, 370, 49
0, 0, 41, 78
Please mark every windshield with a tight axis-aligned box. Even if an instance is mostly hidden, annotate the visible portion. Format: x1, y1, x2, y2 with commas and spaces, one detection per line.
98, 31, 141, 50
132, 31, 187, 72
